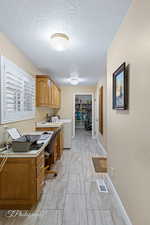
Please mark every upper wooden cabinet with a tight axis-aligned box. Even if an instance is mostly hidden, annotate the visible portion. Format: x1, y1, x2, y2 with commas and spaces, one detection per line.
36, 76, 49, 106
51, 83, 60, 108
36, 75, 61, 109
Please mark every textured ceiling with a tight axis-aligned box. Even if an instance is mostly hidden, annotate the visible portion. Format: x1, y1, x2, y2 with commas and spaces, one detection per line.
0, 0, 131, 85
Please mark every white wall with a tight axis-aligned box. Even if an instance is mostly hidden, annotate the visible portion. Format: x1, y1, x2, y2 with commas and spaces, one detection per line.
59, 85, 96, 118
107, 1, 150, 224
58, 85, 96, 135
0, 33, 53, 145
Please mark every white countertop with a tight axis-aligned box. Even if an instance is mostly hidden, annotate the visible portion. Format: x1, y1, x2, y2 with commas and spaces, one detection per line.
36, 121, 63, 128
0, 131, 53, 158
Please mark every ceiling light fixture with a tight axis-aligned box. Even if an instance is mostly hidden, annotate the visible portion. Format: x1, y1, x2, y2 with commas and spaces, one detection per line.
69, 77, 79, 85
50, 33, 70, 51
67, 73, 80, 85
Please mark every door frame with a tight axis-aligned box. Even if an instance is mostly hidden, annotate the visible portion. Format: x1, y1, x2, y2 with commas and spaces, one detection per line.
73, 92, 94, 138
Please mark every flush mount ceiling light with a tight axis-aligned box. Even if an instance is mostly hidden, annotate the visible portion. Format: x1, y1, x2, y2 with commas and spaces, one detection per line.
69, 77, 79, 85
50, 33, 70, 51
67, 73, 80, 85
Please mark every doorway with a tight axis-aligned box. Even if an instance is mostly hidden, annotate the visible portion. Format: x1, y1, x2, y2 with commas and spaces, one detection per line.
73, 93, 94, 137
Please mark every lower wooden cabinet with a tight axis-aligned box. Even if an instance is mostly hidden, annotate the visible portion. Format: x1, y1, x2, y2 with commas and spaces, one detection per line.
0, 128, 64, 210
0, 152, 44, 209
59, 129, 64, 159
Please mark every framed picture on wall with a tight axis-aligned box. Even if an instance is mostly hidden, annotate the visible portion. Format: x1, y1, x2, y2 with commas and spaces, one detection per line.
113, 62, 128, 110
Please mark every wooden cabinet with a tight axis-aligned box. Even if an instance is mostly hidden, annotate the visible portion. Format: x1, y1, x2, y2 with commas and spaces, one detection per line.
36, 153, 45, 200
51, 82, 55, 107
59, 129, 64, 159
0, 152, 45, 209
51, 82, 61, 108
55, 86, 61, 107
36, 75, 61, 109
36, 76, 49, 106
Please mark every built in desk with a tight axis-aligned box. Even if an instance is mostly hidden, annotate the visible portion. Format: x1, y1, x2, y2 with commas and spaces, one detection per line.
0, 132, 52, 210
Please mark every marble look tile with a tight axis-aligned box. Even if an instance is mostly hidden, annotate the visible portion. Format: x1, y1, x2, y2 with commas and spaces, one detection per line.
2, 210, 63, 225
87, 210, 114, 225
9, 211, 37, 225
69, 154, 84, 175
63, 194, 88, 225
36, 210, 63, 225
85, 181, 112, 210
110, 197, 126, 225
0, 210, 16, 225
43, 178, 68, 195
36, 192, 65, 210
67, 174, 85, 194
0, 129, 126, 225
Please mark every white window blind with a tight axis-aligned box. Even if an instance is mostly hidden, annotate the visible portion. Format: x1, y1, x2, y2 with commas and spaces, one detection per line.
0, 56, 35, 124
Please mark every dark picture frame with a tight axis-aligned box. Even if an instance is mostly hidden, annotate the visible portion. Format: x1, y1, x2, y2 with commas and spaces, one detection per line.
113, 62, 128, 110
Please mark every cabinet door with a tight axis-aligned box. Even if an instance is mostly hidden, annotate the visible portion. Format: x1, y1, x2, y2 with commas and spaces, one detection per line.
55, 86, 59, 107
54, 85, 58, 107
48, 80, 52, 106
0, 158, 36, 209
51, 82, 55, 106
51, 84, 60, 108
51, 82, 57, 107
56, 87, 61, 108
36, 78, 49, 106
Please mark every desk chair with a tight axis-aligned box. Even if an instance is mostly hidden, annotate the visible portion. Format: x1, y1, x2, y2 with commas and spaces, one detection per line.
44, 128, 61, 177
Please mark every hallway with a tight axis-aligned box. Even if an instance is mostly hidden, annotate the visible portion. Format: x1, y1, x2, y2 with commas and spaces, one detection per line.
0, 131, 125, 225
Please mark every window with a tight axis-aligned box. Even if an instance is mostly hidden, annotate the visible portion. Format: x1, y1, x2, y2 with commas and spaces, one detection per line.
0, 56, 35, 124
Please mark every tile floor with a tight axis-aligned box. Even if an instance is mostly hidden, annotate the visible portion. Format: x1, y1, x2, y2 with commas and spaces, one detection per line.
0, 129, 126, 225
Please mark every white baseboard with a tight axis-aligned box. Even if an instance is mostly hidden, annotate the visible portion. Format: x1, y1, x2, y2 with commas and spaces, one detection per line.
96, 136, 107, 156
106, 174, 133, 225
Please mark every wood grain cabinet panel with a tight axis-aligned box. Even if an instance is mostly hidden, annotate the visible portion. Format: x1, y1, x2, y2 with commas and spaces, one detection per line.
55, 86, 61, 107
51, 82, 56, 107
48, 79, 52, 106
0, 158, 36, 200
36, 77, 49, 106
36, 76, 61, 109
0, 152, 45, 209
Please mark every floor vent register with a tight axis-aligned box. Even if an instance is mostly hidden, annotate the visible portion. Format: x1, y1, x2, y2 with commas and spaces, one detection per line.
96, 179, 108, 193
